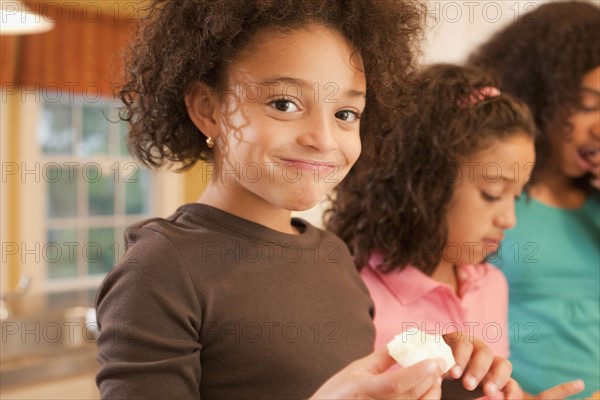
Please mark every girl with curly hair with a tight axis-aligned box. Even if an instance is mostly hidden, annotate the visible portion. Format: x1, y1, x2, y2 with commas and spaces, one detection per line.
94, 1, 515, 399
469, 2, 600, 397
328, 63, 587, 399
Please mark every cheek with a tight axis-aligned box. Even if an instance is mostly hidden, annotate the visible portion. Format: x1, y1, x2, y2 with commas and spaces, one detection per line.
448, 223, 471, 243
220, 123, 269, 158
447, 205, 483, 242
569, 116, 595, 143
342, 134, 362, 166
219, 102, 264, 137
560, 113, 595, 144
444, 210, 463, 242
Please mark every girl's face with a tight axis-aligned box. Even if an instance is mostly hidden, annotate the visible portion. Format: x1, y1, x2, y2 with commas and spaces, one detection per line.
547, 66, 600, 178
443, 134, 535, 266
193, 24, 366, 213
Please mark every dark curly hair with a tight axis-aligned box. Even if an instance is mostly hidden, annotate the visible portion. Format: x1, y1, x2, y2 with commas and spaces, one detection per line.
469, 1, 600, 186
326, 64, 536, 274
119, 0, 424, 171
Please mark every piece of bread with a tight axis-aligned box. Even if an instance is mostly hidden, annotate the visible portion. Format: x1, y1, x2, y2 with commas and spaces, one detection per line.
387, 328, 456, 373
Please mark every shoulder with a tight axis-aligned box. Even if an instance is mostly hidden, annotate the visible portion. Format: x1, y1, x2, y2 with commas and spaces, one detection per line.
118, 206, 235, 265
112, 217, 191, 274
96, 216, 200, 307
295, 218, 355, 263
95, 219, 201, 328
315, 223, 352, 252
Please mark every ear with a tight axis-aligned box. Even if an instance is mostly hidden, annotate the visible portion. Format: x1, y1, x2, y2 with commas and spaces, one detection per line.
185, 82, 219, 138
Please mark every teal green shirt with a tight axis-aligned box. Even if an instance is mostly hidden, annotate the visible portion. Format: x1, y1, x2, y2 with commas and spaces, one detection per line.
494, 195, 599, 398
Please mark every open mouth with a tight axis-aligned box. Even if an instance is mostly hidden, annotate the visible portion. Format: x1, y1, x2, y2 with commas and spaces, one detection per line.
576, 146, 600, 170
580, 147, 600, 161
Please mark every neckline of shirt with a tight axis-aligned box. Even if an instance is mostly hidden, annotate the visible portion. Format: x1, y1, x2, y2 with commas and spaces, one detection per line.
176, 202, 323, 248
367, 251, 489, 305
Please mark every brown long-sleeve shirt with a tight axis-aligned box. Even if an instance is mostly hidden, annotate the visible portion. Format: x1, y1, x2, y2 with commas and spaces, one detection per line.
95, 203, 375, 399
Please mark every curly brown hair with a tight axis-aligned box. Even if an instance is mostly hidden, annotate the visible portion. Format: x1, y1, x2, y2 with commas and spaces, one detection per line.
326, 64, 536, 274
119, 0, 424, 170
468, 1, 600, 185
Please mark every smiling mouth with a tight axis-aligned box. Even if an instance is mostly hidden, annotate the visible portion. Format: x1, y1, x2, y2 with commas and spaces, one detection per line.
579, 147, 600, 162
280, 159, 337, 172
575, 146, 600, 171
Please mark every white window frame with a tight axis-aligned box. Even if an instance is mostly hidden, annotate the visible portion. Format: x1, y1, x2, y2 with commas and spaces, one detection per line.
12, 90, 185, 294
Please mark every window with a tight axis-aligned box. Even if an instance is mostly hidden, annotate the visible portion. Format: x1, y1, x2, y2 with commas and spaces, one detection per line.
38, 94, 154, 288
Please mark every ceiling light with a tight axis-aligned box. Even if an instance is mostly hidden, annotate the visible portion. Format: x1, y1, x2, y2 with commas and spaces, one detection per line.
0, 0, 54, 35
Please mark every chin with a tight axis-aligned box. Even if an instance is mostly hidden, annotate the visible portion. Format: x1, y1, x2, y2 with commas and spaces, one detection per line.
458, 251, 487, 266
564, 168, 588, 179
281, 192, 325, 212
279, 183, 333, 211
283, 198, 322, 212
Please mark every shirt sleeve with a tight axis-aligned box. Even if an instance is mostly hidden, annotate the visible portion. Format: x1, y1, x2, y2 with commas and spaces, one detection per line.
95, 226, 202, 399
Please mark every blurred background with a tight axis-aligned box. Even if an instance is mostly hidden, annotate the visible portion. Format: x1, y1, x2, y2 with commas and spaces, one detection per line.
0, 0, 581, 398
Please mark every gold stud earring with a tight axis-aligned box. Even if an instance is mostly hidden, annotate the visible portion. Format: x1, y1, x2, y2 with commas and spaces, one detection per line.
206, 136, 215, 149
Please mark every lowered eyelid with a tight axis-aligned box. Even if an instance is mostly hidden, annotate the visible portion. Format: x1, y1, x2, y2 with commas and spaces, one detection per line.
580, 87, 600, 96
481, 191, 501, 201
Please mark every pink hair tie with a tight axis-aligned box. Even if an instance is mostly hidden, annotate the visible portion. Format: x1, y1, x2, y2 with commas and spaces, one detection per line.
457, 86, 501, 108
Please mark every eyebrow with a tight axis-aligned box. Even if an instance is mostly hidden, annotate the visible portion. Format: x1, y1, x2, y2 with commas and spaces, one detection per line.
259, 76, 366, 98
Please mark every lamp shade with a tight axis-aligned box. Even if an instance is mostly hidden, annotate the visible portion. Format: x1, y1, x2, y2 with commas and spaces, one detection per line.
0, 0, 54, 35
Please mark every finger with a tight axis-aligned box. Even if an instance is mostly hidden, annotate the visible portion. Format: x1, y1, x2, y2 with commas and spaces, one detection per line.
591, 177, 600, 190
587, 389, 600, 400
480, 356, 512, 397
419, 378, 442, 400
490, 389, 506, 400
462, 339, 494, 391
443, 331, 473, 379
367, 359, 443, 399
536, 379, 584, 400
361, 346, 400, 374
500, 378, 522, 400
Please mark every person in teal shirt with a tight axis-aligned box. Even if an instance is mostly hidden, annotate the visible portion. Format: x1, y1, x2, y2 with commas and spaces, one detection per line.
470, 2, 600, 398
494, 196, 599, 398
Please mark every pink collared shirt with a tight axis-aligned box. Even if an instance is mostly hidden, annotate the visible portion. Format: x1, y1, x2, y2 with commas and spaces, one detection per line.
361, 252, 509, 357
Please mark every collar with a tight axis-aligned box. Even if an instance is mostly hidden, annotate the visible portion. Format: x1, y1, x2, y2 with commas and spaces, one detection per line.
367, 251, 490, 305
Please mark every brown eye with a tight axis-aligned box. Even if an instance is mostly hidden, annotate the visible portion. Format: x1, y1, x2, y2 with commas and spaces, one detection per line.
335, 110, 359, 122
270, 99, 299, 112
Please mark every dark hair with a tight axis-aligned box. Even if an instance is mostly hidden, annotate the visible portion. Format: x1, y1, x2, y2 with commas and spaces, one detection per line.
119, 0, 424, 170
469, 1, 600, 185
326, 64, 536, 274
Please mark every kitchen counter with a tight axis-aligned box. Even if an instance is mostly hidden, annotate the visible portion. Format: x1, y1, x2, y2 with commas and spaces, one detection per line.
0, 289, 99, 392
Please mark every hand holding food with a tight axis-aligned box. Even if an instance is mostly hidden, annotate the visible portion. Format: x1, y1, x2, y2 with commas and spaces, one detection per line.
387, 328, 456, 373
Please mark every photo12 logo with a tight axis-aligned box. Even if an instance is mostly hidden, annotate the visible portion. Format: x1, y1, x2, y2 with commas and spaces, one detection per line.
198, 161, 342, 184
1, 162, 139, 184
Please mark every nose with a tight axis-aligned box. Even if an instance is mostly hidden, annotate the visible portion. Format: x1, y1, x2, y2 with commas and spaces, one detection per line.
297, 110, 338, 152
495, 200, 517, 230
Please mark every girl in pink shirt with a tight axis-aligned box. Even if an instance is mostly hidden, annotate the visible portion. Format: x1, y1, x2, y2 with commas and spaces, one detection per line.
328, 64, 585, 399
328, 63, 536, 353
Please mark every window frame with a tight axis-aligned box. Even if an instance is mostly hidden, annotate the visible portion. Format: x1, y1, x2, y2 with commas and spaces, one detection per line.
36, 93, 156, 292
